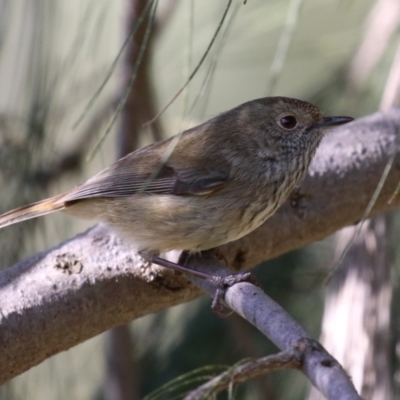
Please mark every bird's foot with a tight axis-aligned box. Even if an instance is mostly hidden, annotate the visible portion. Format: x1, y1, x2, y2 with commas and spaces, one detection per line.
207, 272, 257, 316
147, 252, 257, 317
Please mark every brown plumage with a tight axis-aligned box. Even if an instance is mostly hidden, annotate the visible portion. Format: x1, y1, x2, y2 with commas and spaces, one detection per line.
0, 97, 353, 254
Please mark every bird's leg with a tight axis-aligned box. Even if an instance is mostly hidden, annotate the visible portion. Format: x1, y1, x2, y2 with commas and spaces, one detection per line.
145, 251, 257, 315
146, 254, 217, 280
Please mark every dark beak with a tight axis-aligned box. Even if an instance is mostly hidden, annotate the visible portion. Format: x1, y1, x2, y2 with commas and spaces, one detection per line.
314, 116, 354, 130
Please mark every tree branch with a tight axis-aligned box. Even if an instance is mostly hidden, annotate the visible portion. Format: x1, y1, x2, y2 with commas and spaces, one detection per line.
185, 253, 361, 400
0, 107, 399, 387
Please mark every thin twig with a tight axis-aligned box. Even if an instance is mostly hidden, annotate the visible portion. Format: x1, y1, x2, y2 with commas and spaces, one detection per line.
184, 352, 300, 400
86, 0, 159, 161
265, 0, 304, 96
72, 0, 155, 131
144, 0, 233, 127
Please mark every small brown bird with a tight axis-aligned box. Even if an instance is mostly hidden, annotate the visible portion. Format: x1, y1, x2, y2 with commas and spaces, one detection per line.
0, 97, 353, 257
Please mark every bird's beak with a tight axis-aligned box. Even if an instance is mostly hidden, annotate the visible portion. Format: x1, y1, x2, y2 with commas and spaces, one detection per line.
314, 116, 354, 130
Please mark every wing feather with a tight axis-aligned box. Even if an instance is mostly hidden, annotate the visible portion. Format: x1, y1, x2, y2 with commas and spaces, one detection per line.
62, 155, 229, 202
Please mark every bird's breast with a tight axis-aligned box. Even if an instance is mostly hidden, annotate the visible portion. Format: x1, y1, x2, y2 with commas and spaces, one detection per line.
232, 170, 296, 239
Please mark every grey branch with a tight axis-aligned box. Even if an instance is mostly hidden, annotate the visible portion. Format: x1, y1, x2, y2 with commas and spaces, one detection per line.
185, 253, 361, 400
0, 108, 399, 392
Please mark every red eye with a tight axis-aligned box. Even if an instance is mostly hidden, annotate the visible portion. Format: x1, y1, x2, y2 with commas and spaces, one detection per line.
280, 115, 297, 130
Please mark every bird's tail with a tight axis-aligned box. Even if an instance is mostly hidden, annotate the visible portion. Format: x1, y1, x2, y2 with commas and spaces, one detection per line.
0, 194, 66, 229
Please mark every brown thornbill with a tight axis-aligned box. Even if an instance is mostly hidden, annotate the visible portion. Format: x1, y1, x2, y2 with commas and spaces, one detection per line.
0, 97, 352, 277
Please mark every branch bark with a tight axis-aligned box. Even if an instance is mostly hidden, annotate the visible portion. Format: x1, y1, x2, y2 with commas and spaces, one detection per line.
0, 107, 399, 386
185, 253, 361, 400
308, 217, 392, 400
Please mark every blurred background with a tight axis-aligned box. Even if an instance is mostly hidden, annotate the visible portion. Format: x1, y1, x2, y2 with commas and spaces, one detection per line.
0, 0, 398, 399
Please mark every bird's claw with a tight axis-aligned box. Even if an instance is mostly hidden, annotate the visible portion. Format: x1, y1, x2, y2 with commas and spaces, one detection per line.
209, 272, 258, 317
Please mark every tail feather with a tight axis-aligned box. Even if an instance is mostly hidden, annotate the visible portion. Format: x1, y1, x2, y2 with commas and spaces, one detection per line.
0, 195, 66, 229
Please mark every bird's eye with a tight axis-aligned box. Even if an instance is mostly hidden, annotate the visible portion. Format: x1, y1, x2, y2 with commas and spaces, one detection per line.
279, 115, 297, 130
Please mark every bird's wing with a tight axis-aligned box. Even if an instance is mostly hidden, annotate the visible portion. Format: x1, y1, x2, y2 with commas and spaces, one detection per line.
62, 149, 229, 202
